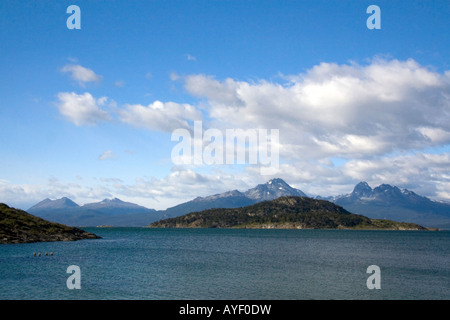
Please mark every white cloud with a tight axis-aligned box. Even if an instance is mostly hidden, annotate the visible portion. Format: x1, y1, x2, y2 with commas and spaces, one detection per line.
119, 100, 202, 132
185, 54, 197, 61
184, 74, 243, 107
56, 92, 112, 126
169, 72, 180, 81
417, 127, 450, 144
114, 80, 125, 88
98, 150, 116, 160
61, 64, 102, 86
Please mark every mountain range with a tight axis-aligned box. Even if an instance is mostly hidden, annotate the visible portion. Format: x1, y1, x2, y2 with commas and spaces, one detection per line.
28, 197, 157, 227
28, 178, 450, 229
330, 182, 450, 229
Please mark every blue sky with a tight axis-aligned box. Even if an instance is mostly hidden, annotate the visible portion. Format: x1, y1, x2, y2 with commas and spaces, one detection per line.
1, 0, 450, 209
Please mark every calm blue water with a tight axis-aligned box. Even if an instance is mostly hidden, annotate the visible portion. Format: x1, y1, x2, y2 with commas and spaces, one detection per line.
0, 228, 448, 300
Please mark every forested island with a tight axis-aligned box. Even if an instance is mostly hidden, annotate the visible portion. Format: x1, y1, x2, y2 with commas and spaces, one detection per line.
149, 196, 435, 230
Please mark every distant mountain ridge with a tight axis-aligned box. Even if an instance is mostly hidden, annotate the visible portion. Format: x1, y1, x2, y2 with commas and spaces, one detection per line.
83, 198, 148, 210
29, 197, 79, 211
329, 182, 450, 228
30, 197, 148, 212
28, 179, 450, 228
28, 197, 157, 227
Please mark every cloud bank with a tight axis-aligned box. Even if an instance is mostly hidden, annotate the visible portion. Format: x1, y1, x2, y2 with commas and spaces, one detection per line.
182, 58, 450, 161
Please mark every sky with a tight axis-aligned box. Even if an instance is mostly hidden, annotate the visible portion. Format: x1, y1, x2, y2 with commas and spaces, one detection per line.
1, 0, 450, 210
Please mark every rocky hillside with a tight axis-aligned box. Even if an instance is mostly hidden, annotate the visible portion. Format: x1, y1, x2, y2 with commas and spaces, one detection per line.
0, 203, 100, 244
149, 196, 433, 230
